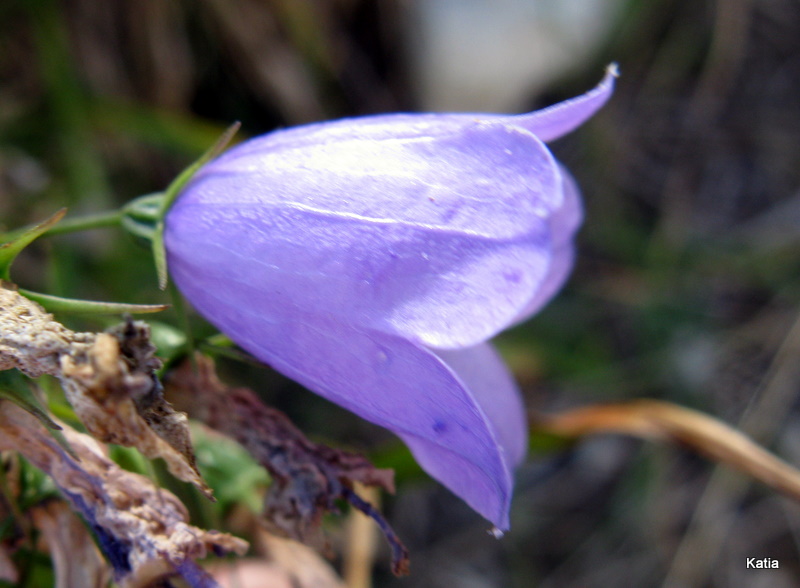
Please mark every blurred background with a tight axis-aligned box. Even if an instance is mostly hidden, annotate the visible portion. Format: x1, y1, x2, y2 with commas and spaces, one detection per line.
3, 0, 800, 586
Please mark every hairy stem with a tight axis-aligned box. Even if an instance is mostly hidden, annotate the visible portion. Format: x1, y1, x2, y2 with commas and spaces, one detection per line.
1, 209, 123, 243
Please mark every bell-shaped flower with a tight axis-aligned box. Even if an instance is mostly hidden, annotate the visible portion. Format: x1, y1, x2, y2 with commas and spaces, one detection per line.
164, 67, 615, 530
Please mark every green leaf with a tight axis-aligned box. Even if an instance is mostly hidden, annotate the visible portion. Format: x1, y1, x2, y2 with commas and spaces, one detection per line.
18, 289, 169, 315
189, 422, 269, 514
147, 321, 189, 362
0, 209, 66, 280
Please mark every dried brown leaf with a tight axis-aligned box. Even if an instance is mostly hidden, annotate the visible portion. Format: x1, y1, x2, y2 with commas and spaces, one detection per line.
0, 401, 248, 587
534, 399, 800, 502
32, 500, 111, 588
166, 355, 410, 576
0, 280, 83, 377
0, 283, 211, 498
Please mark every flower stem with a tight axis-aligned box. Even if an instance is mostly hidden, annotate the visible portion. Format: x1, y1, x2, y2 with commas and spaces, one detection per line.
42, 209, 123, 236
1, 209, 123, 243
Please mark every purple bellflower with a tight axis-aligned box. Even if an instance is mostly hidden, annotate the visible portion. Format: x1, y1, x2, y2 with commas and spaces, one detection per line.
164, 67, 616, 530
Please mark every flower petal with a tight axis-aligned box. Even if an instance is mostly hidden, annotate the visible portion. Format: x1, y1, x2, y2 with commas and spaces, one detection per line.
166, 121, 562, 349
434, 343, 527, 467
513, 165, 584, 324
163, 269, 515, 526
512, 64, 617, 143
184, 119, 562, 236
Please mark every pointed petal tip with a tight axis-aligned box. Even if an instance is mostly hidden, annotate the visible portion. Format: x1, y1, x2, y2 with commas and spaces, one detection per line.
401, 432, 514, 530
514, 64, 617, 143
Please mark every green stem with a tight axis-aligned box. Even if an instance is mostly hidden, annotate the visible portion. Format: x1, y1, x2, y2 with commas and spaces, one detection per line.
42, 209, 123, 236
1, 209, 123, 243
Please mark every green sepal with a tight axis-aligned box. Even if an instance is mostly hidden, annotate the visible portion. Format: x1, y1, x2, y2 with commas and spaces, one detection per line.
118, 123, 240, 289
158, 121, 242, 217
19, 289, 169, 315
153, 121, 241, 289
121, 192, 164, 242
152, 223, 168, 290
0, 209, 66, 280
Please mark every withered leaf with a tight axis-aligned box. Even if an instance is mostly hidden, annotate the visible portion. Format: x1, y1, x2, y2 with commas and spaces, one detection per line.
166, 355, 410, 576
0, 283, 211, 498
534, 399, 800, 503
31, 500, 111, 588
0, 401, 248, 587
